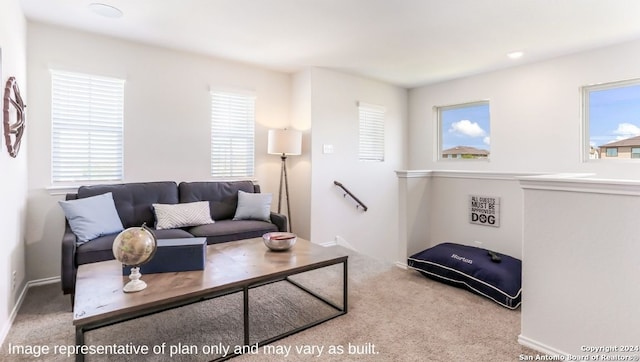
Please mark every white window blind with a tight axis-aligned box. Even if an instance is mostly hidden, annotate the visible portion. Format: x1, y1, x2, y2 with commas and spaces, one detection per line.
358, 102, 385, 161
210, 91, 255, 177
51, 70, 125, 183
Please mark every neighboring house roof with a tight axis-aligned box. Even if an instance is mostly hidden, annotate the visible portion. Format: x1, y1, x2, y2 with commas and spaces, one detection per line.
600, 135, 640, 148
442, 146, 489, 155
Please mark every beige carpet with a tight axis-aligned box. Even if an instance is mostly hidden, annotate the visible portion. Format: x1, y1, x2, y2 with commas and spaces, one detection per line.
0, 250, 536, 361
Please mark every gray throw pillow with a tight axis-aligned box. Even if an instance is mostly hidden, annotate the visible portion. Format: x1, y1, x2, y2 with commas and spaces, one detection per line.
233, 190, 272, 222
58, 192, 124, 243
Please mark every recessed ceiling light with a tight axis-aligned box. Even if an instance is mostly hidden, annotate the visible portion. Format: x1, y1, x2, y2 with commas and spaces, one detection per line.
89, 3, 123, 18
507, 51, 524, 59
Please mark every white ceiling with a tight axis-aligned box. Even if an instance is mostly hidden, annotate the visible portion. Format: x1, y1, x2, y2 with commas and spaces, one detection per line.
19, 0, 640, 88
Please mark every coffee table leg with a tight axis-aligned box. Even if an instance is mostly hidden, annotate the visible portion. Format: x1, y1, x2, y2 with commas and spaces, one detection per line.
243, 286, 250, 346
343, 259, 348, 312
75, 326, 85, 362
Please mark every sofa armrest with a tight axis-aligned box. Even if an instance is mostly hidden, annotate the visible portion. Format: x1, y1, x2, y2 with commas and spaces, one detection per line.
61, 221, 77, 295
270, 212, 288, 232
61, 193, 78, 296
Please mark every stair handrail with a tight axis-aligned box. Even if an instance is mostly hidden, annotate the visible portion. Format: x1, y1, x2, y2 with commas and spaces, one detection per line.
333, 181, 368, 212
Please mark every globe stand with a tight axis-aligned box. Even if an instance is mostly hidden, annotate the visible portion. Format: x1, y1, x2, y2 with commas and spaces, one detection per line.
123, 267, 147, 293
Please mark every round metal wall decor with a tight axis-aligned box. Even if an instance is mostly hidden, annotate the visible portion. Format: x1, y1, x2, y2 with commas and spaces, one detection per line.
3, 76, 26, 158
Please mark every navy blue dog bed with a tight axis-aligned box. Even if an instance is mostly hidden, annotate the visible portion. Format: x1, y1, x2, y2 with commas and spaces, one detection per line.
408, 242, 522, 309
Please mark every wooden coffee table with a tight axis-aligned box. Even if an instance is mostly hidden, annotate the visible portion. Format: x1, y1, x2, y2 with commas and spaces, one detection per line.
73, 237, 348, 361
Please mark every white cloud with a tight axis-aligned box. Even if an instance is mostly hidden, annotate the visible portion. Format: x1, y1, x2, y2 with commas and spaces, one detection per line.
612, 123, 640, 140
483, 136, 490, 145
449, 120, 486, 138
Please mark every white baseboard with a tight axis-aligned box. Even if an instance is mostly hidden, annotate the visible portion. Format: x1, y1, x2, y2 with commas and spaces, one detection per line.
395, 261, 408, 269
320, 237, 357, 252
518, 334, 569, 357
0, 276, 61, 348
334, 236, 357, 251
0, 284, 29, 348
27, 276, 60, 287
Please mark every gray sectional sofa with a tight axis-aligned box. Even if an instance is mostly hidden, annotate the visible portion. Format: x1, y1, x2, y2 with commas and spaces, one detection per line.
61, 180, 287, 299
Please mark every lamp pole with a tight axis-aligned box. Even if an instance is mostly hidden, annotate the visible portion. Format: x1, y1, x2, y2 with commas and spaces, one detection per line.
277, 154, 292, 232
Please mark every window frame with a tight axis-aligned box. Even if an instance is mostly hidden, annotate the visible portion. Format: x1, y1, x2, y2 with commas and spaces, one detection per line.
50, 69, 125, 184
210, 89, 256, 178
581, 77, 640, 162
357, 101, 385, 162
435, 100, 491, 161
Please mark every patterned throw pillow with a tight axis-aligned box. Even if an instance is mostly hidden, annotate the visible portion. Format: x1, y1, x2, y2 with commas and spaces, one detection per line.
152, 201, 214, 230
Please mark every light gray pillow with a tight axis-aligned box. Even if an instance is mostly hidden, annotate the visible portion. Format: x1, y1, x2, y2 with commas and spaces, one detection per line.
58, 192, 124, 243
233, 190, 272, 222
152, 201, 214, 230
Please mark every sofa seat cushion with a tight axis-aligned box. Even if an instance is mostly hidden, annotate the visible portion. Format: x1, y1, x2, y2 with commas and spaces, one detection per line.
76, 228, 194, 265
188, 219, 277, 244
76, 233, 119, 265
151, 228, 196, 240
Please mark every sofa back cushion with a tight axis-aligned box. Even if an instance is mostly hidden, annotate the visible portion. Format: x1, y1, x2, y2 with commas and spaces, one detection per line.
179, 181, 256, 221
76, 181, 179, 228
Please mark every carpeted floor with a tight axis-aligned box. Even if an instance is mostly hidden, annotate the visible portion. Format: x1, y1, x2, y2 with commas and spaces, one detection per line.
0, 250, 537, 361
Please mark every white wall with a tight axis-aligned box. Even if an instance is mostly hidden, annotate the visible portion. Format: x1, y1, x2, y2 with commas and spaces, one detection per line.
25, 22, 291, 280
24, 23, 409, 282
308, 68, 408, 262
403, 39, 640, 258
396, 171, 431, 263
396, 171, 531, 264
428, 172, 527, 259
520, 176, 640, 358
288, 69, 312, 238
0, 0, 28, 344
409, 39, 640, 178
403, 38, 640, 357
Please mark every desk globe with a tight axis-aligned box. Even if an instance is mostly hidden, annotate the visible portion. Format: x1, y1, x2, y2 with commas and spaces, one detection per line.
112, 225, 157, 293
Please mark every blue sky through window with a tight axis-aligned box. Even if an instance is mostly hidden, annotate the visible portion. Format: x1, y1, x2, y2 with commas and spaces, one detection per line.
441, 102, 490, 152
588, 83, 640, 148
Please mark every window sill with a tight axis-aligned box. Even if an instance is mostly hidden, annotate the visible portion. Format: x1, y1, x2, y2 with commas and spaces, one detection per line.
46, 185, 80, 196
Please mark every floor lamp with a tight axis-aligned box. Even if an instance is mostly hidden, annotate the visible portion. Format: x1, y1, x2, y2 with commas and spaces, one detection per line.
268, 129, 302, 232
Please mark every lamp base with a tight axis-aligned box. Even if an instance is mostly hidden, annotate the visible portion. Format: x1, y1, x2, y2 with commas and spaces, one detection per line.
123, 266, 147, 293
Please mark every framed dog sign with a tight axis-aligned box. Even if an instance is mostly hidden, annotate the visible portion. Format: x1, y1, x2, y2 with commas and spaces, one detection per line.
469, 195, 500, 227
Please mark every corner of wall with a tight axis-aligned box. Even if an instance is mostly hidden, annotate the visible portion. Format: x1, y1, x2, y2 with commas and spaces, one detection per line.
0, 0, 29, 349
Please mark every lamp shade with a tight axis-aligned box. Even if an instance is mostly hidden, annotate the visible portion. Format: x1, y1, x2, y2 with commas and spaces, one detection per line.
268, 129, 302, 155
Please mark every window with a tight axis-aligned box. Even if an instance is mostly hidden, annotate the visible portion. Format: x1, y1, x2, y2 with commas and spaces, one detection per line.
51, 70, 124, 183
210, 91, 255, 177
583, 79, 640, 160
437, 101, 490, 160
358, 102, 385, 161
